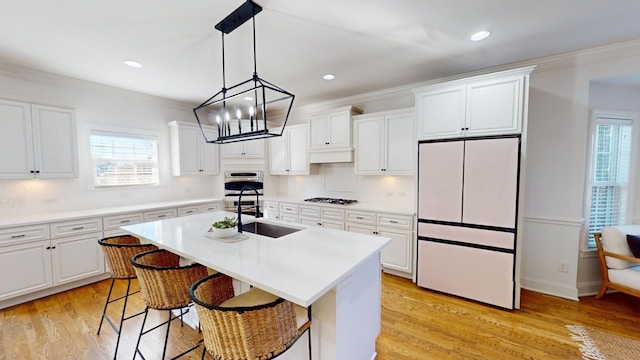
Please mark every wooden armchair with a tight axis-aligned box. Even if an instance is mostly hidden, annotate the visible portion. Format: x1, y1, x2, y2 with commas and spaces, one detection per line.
594, 226, 640, 299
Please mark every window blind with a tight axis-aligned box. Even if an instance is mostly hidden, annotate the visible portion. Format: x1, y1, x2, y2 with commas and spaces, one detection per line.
89, 132, 159, 187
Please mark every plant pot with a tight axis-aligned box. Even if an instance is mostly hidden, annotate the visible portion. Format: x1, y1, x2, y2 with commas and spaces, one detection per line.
210, 227, 238, 238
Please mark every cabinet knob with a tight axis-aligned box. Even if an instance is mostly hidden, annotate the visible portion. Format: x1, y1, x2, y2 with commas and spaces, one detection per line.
317, 222, 322, 226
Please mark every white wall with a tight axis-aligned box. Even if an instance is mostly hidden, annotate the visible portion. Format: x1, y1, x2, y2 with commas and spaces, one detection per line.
520, 40, 640, 299
0, 64, 220, 218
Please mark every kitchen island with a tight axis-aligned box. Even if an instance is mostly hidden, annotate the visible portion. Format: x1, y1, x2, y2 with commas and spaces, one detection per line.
121, 211, 390, 360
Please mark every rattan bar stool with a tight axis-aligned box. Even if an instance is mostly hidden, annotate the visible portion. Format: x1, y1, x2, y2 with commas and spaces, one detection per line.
190, 273, 312, 360
131, 249, 208, 360
97, 235, 158, 360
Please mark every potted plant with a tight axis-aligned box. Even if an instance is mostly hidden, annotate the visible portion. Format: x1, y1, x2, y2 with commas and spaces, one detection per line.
209, 217, 238, 238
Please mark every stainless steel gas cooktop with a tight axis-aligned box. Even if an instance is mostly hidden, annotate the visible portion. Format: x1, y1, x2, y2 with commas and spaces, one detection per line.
303, 197, 358, 205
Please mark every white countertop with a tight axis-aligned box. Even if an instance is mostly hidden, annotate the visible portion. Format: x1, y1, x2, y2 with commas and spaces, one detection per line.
0, 198, 223, 228
121, 211, 390, 307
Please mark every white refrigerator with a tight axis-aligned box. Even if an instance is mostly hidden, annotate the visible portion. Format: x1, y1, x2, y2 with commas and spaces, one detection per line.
416, 135, 521, 309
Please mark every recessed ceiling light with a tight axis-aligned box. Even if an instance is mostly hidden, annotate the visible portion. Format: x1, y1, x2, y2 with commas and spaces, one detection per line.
470, 30, 491, 42
124, 60, 143, 68
323, 74, 336, 81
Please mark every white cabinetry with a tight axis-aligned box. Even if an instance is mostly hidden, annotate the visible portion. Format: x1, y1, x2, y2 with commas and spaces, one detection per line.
143, 208, 178, 221
0, 99, 77, 179
308, 106, 362, 163
102, 212, 144, 237
279, 203, 300, 223
263, 201, 280, 220
0, 219, 104, 302
299, 205, 345, 230
269, 124, 309, 175
353, 109, 415, 175
199, 201, 223, 213
413, 66, 534, 140
346, 211, 413, 275
169, 121, 219, 176
220, 122, 265, 159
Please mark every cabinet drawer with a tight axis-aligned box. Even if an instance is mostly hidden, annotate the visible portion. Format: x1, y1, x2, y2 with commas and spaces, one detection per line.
199, 202, 222, 213
321, 208, 345, 221
280, 215, 299, 223
102, 212, 144, 230
143, 209, 177, 221
346, 211, 376, 225
178, 206, 199, 217
0, 224, 50, 245
264, 201, 279, 213
50, 217, 103, 238
280, 203, 299, 215
377, 213, 413, 230
300, 205, 320, 218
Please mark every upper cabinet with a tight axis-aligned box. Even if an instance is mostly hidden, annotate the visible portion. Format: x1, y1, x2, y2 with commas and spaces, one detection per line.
308, 106, 362, 163
269, 124, 309, 175
168, 121, 219, 176
0, 99, 78, 179
219, 120, 265, 159
413, 66, 535, 140
353, 109, 415, 175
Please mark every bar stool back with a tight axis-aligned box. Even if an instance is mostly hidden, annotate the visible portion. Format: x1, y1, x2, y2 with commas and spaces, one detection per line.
97, 235, 157, 360
190, 273, 312, 360
131, 249, 208, 360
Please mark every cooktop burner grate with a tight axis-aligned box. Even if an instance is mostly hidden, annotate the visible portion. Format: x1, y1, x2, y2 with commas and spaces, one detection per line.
303, 197, 358, 205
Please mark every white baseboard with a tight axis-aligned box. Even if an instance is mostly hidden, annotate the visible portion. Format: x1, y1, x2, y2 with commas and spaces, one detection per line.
521, 276, 579, 301
577, 281, 602, 297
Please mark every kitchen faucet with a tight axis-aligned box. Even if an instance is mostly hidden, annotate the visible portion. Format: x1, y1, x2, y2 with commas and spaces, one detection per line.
237, 185, 261, 233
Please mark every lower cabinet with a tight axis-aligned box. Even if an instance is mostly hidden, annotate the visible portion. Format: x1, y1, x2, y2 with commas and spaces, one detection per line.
0, 221, 105, 302
299, 205, 345, 230
346, 211, 414, 275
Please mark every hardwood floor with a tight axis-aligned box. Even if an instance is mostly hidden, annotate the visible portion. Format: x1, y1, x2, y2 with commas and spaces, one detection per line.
1, 273, 639, 359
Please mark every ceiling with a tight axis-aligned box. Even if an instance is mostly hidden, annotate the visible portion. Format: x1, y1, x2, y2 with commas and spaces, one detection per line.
2, 0, 640, 108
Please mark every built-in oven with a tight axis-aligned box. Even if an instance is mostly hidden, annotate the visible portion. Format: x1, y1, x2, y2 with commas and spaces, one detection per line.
224, 171, 264, 216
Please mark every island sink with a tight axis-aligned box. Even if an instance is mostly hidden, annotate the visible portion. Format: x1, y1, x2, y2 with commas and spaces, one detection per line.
241, 222, 301, 238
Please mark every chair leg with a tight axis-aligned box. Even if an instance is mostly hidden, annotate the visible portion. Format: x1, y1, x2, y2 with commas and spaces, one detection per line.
134, 308, 149, 360
595, 282, 608, 299
201, 346, 207, 360
113, 279, 133, 360
307, 305, 312, 360
162, 310, 172, 360
97, 278, 116, 335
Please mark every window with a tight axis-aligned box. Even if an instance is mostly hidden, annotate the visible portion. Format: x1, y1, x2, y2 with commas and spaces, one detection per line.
89, 132, 159, 187
586, 112, 634, 247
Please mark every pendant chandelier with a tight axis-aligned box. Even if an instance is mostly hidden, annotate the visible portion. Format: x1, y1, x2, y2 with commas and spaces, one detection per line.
193, 0, 294, 144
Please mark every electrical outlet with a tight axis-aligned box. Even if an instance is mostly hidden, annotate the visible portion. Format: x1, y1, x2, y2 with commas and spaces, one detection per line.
558, 260, 569, 273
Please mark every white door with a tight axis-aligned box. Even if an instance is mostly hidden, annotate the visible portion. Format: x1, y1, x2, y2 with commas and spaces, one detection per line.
269, 133, 287, 175
178, 125, 201, 175
31, 105, 77, 178
287, 125, 309, 175
221, 142, 244, 158
354, 117, 383, 174
466, 76, 523, 136
462, 137, 519, 228
327, 111, 350, 148
0, 99, 34, 179
309, 115, 328, 149
385, 113, 415, 174
416, 86, 466, 140
242, 139, 265, 158
418, 141, 464, 222
0, 241, 53, 301
200, 127, 220, 175
51, 233, 105, 285
378, 228, 412, 273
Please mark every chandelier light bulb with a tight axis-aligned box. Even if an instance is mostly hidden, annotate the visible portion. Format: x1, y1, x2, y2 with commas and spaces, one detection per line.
216, 115, 221, 124
236, 109, 242, 119
249, 106, 255, 116
225, 112, 230, 121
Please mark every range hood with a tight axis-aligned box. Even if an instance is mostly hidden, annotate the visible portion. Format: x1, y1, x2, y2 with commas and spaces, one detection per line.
309, 148, 353, 163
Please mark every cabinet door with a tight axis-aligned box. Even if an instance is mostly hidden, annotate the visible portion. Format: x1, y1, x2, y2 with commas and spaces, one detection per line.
385, 113, 415, 174
220, 141, 244, 158
200, 127, 220, 175
354, 117, 384, 174
416, 86, 466, 140
242, 139, 265, 158
287, 125, 309, 175
0, 99, 34, 179
174, 124, 201, 175
309, 115, 328, 149
52, 233, 105, 285
466, 76, 523, 136
345, 223, 374, 235
327, 111, 350, 148
268, 133, 287, 175
462, 137, 519, 228
0, 241, 53, 301
418, 141, 464, 222
378, 228, 412, 273
31, 105, 78, 178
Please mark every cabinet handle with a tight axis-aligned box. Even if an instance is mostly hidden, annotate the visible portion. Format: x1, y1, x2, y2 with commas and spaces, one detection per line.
355, 216, 364, 220
317, 222, 322, 226
120, 219, 130, 223
72, 226, 84, 230
35, 170, 40, 174
46, 246, 51, 250
389, 220, 398, 224
373, 231, 378, 235
157, 214, 166, 218
30, 170, 35, 174
11, 234, 26, 239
